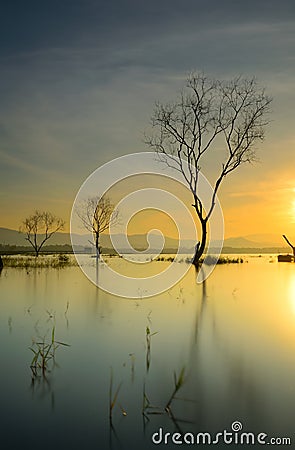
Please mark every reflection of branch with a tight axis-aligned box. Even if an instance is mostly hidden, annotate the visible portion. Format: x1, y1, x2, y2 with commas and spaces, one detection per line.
194, 292, 207, 343
109, 367, 124, 424
142, 370, 190, 435
109, 420, 121, 450
191, 266, 208, 344
108, 368, 126, 449
166, 407, 195, 435
166, 367, 186, 410
142, 383, 162, 418
30, 370, 55, 411
129, 353, 135, 383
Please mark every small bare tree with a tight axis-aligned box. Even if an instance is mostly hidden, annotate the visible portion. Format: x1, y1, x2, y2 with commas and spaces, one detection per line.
146, 72, 272, 266
77, 196, 119, 258
20, 210, 65, 256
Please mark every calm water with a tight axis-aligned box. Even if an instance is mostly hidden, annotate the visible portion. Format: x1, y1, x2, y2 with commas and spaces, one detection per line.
1, 255, 295, 449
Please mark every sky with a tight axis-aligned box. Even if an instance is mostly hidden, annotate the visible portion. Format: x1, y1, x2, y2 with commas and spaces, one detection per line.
1, 0, 295, 240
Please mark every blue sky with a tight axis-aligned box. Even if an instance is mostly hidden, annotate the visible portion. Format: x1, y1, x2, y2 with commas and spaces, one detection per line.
1, 0, 295, 236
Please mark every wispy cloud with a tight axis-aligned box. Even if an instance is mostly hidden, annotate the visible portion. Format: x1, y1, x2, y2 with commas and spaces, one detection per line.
1, 0, 295, 231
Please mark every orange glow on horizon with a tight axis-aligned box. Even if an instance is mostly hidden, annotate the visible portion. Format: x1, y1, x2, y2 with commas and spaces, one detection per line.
3, 169, 295, 242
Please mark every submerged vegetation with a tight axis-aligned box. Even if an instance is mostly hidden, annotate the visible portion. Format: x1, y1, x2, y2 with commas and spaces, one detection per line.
1, 253, 243, 269
2, 254, 78, 268
108, 325, 188, 436
155, 255, 244, 264
201, 255, 244, 265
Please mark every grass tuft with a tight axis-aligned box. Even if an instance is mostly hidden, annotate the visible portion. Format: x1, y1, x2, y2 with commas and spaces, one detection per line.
2, 254, 78, 268
30, 326, 70, 377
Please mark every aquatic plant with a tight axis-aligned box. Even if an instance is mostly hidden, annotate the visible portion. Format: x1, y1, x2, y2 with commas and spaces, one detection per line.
142, 383, 162, 419
165, 367, 186, 411
3, 254, 78, 268
109, 367, 123, 423
30, 326, 70, 377
185, 255, 244, 265
155, 256, 175, 262
129, 353, 135, 382
203, 255, 244, 265
146, 326, 158, 372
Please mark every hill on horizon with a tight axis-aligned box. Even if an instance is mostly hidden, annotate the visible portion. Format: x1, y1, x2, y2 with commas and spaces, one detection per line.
0, 227, 290, 250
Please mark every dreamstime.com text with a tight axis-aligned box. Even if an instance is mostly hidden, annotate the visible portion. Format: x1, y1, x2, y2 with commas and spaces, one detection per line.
151, 421, 291, 446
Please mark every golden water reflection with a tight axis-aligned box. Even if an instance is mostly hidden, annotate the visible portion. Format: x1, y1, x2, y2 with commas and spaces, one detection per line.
1, 255, 295, 449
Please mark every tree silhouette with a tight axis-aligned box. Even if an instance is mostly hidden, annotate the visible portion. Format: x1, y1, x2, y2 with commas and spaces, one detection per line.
283, 235, 295, 259
20, 210, 65, 256
146, 72, 272, 266
77, 196, 119, 258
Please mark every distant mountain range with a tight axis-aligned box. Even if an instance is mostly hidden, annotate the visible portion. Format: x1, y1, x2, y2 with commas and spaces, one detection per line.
222, 235, 286, 249
0, 227, 289, 252
0, 227, 194, 252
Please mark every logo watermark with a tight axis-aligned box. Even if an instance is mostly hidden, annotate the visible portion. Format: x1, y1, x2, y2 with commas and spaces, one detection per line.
152, 421, 291, 446
70, 152, 224, 298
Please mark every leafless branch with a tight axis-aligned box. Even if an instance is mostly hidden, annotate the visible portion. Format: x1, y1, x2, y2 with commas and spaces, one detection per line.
76, 195, 119, 257
145, 71, 272, 264
20, 210, 65, 256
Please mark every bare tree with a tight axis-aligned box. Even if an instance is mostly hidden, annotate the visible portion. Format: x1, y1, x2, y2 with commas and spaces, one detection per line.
20, 210, 65, 256
146, 72, 272, 266
76, 196, 119, 258
283, 235, 295, 259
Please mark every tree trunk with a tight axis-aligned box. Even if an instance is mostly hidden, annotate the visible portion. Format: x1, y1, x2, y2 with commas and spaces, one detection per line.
95, 233, 100, 259
192, 219, 207, 267
283, 235, 295, 260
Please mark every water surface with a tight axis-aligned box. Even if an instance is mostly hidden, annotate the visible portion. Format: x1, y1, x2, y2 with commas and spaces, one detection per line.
1, 255, 295, 449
